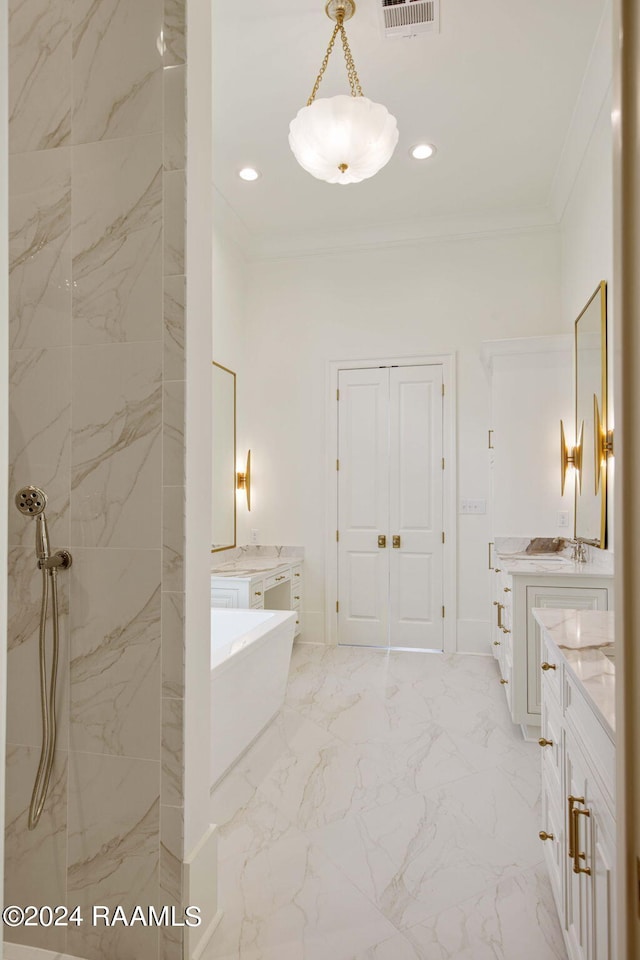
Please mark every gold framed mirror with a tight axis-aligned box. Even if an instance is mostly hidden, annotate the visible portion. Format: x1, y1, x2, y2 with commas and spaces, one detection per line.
574, 281, 607, 547
211, 361, 237, 552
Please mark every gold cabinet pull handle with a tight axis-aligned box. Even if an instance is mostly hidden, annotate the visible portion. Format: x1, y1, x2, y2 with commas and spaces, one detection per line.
500, 678, 509, 685
294, 572, 301, 577
392, 535, 401, 549
493, 640, 501, 646
538, 738, 553, 747
488, 541, 494, 570
502, 626, 511, 635
254, 591, 262, 597
275, 576, 286, 581
378, 535, 387, 548
494, 602, 504, 630
504, 587, 511, 593
572, 806, 591, 875
294, 595, 300, 601
539, 831, 554, 841
567, 795, 585, 859
541, 662, 556, 671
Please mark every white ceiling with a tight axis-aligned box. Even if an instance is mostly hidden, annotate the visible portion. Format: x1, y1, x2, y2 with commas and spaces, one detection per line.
213, 0, 607, 255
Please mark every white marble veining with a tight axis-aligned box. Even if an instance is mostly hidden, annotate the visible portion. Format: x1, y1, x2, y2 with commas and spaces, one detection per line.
496, 541, 614, 578
533, 608, 615, 736
205, 645, 567, 960
215, 544, 305, 565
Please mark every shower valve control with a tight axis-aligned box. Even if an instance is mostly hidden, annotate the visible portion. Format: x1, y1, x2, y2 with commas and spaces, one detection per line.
38, 549, 73, 571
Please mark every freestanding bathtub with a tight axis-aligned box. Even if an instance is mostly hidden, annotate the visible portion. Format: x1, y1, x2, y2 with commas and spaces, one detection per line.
210, 607, 297, 788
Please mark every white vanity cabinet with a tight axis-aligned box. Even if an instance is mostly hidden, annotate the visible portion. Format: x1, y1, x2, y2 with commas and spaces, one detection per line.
211, 559, 304, 638
536, 611, 616, 960
491, 555, 613, 737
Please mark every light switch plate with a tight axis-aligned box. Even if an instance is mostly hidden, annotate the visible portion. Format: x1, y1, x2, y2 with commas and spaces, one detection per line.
460, 499, 487, 515
250, 528, 259, 544
557, 511, 570, 528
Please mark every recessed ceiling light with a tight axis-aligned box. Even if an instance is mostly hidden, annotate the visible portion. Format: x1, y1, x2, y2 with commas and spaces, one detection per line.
238, 167, 260, 181
410, 143, 436, 161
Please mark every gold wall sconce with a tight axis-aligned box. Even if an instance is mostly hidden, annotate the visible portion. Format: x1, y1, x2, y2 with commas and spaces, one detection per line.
560, 420, 583, 495
593, 395, 614, 494
236, 450, 252, 511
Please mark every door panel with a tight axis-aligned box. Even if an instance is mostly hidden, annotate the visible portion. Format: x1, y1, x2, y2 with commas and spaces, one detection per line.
389, 366, 444, 649
338, 368, 390, 646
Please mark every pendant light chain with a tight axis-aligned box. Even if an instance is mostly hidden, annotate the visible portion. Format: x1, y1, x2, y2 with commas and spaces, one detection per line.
307, 14, 364, 106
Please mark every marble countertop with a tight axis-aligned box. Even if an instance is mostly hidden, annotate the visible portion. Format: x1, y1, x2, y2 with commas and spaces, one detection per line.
533, 608, 615, 737
211, 557, 300, 578
495, 537, 614, 578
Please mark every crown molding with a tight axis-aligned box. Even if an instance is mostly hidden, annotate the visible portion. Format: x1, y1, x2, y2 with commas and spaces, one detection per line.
550, 0, 613, 223
243, 207, 559, 261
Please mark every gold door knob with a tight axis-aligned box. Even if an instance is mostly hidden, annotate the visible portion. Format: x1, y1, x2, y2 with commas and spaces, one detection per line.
504, 587, 511, 593
294, 595, 300, 601
538, 738, 553, 747
392, 535, 401, 549
541, 662, 556, 671
539, 831, 554, 842
295, 572, 301, 577
254, 591, 262, 597
378, 535, 387, 548
500, 678, 508, 685
493, 640, 501, 646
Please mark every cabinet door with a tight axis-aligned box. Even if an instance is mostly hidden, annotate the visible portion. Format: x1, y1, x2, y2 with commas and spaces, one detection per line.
526, 586, 608, 716
211, 587, 240, 608
592, 798, 615, 960
564, 731, 593, 960
541, 774, 566, 925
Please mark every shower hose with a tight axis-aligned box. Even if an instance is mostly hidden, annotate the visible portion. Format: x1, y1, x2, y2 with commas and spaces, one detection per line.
28, 564, 60, 831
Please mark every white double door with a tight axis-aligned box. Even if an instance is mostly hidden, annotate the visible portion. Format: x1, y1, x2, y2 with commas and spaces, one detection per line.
337, 364, 444, 650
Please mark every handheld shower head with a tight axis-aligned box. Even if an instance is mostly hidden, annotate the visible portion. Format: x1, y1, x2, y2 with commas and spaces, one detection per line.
15, 486, 50, 561
15, 486, 48, 517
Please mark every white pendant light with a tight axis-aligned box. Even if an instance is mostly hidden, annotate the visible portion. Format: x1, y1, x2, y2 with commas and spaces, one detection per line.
289, 1, 399, 185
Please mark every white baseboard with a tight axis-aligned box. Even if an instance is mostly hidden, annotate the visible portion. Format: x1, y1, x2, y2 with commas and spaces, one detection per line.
183, 824, 219, 960
456, 618, 492, 655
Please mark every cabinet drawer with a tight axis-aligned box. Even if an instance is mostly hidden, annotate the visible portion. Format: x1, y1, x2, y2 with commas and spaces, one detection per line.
264, 569, 291, 591
294, 613, 301, 637
540, 634, 563, 704
291, 582, 303, 607
565, 674, 615, 807
291, 564, 303, 582
528, 586, 609, 716
250, 580, 265, 605
540, 694, 563, 791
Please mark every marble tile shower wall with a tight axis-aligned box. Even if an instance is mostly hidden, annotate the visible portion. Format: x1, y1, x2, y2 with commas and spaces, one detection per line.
7, 1, 187, 958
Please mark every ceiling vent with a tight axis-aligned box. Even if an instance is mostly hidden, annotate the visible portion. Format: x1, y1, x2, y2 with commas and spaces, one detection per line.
381, 0, 439, 38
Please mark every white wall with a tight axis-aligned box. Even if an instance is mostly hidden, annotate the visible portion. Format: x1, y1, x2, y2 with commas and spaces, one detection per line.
560, 91, 614, 328
238, 229, 562, 649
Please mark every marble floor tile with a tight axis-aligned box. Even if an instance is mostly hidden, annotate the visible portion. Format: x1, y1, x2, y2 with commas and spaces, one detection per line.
309, 767, 542, 930
207, 817, 397, 960
204, 645, 567, 960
